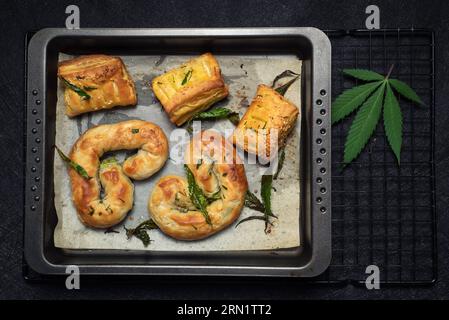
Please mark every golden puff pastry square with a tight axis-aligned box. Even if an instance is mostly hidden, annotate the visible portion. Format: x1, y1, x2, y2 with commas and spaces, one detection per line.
151, 53, 229, 126
232, 84, 299, 161
58, 54, 137, 117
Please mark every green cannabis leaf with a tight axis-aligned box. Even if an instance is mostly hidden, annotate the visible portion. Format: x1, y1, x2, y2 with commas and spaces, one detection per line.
237, 175, 277, 233
243, 190, 265, 213
271, 70, 299, 87
184, 164, 213, 226
186, 107, 239, 133
61, 78, 91, 100
181, 69, 193, 85
125, 219, 159, 247
83, 85, 97, 91
271, 69, 300, 95
389, 79, 424, 105
273, 147, 285, 180
260, 175, 277, 217
55, 146, 91, 179
331, 81, 383, 124
383, 83, 403, 163
344, 82, 386, 164
343, 69, 384, 81
332, 65, 424, 165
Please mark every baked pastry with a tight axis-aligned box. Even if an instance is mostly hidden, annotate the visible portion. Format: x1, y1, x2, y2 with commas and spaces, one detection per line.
58, 55, 137, 117
67, 120, 169, 228
149, 130, 248, 240
232, 84, 299, 161
151, 53, 229, 126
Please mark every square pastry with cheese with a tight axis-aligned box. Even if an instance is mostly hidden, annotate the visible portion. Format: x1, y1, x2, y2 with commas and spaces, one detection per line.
152, 53, 229, 126
58, 54, 137, 117
232, 84, 299, 161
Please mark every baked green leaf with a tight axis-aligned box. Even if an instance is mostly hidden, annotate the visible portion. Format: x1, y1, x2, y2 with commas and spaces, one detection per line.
274, 76, 300, 96
55, 146, 91, 179
184, 164, 212, 226
271, 70, 300, 88
125, 219, 159, 247
181, 69, 193, 85
186, 107, 240, 133
261, 175, 277, 220
191, 107, 238, 122
100, 157, 118, 170
238, 175, 277, 233
235, 215, 273, 228
61, 78, 91, 100
331, 81, 382, 124
271, 69, 300, 96
244, 190, 265, 213
273, 148, 285, 180
83, 85, 97, 91
383, 83, 403, 164
343, 83, 386, 165
343, 69, 385, 81
389, 78, 424, 105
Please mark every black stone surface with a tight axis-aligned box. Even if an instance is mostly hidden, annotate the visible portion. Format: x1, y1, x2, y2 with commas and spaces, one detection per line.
1, 0, 448, 299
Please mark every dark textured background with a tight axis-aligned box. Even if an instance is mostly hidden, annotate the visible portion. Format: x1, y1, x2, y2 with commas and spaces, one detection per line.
1, 0, 448, 299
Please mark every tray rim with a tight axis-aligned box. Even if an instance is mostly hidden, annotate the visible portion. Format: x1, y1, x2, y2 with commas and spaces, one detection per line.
24, 27, 332, 277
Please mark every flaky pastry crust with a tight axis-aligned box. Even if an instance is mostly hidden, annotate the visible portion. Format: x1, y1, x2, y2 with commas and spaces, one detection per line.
148, 131, 248, 240
58, 54, 137, 117
151, 53, 229, 126
232, 84, 299, 161
68, 120, 168, 228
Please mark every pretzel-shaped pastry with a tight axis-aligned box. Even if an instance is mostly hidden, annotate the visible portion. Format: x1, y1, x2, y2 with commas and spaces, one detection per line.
149, 131, 248, 240
68, 120, 169, 228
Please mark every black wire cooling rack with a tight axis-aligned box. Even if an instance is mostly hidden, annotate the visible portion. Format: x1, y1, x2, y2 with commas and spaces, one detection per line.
315, 29, 436, 285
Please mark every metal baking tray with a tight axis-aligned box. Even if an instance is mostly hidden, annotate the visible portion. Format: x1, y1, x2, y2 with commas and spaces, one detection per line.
24, 28, 331, 277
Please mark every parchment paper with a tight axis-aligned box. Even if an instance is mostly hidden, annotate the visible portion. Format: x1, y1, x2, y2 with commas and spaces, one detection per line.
54, 53, 301, 251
